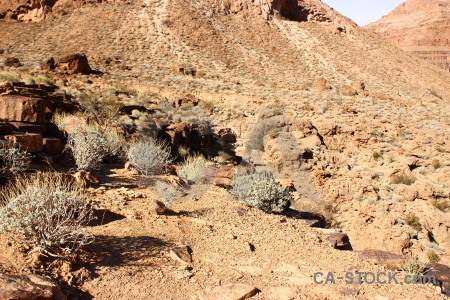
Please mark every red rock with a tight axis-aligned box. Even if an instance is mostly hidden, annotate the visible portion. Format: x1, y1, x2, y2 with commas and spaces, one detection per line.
0, 273, 65, 300
4, 57, 21, 67
10, 122, 46, 134
366, 0, 450, 71
0, 95, 46, 123
198, 284, 259, 300
4, 133, 43, 153
149, 200, 167, 215
43, 138, 63, 154
169, 244, 192, 265
56, 54, 92, 75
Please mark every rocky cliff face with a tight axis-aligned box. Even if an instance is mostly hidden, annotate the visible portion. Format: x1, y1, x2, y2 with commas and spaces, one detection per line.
365, 0, 450, 71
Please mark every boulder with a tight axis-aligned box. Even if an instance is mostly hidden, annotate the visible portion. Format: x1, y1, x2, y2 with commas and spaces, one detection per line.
4, 133, 43, 153
43, 137, 64, 154
56, 54, 92, 75
341, 85, 358, 96
198, 284, 259, 300
0, 273, 66, 300
169, 244, 192, 265
4, 57, 21, 67
360, 249, 408, 270
0, 95, 46, 123
42, 57, 56, 71
149, 200, 168, 215
317, 228, 352, 250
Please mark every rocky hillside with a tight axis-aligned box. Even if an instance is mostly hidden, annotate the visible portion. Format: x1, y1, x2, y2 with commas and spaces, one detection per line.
365, 0, 450, 72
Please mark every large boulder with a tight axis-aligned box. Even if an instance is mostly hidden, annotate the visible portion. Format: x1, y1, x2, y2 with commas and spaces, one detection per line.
56, 54, 92, 75
0, 95, 46, 123
4, 133, 43, 153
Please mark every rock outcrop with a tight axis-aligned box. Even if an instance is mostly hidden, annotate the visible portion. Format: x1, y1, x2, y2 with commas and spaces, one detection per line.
365, 0, 450, 71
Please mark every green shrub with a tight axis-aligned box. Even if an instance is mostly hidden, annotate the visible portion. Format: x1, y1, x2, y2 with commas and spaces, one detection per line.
127, 138, 172, 175
177, 156, 206, 183
372, 152, 383, 161
427, 250, 441, 264
405, 214, 422, 231
432, 159, 442, 169
67, 127, 107, 172
0, 173, 94, 257
231, 171, 292, 213
390, 173, 416, 185
0, 72, 20, 83
0, 143, 30, 174
78, 93, 122, 125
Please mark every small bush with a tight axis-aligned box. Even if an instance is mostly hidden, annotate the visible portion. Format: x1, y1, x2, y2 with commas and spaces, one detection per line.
373, 152, 383, 161
390, 173, 416, 185
177, 156, 206, 183
0, 173, 94, 257
127, 138, 172, 175
431, 198, 449, 212
67, 127, 107, 172
0, 72, 20, 83
404, 258, 426, 276
231, 171, 292, 213
427, 250, 441, 264
0, 143, 30, 174
405, 214, 422, 231
432, 159, 442, 169
178, 145, 190, 158
78, 93, 122, 125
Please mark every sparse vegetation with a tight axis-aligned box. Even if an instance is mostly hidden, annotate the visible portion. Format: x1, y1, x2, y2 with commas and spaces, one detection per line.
372, 151, 383, 161
177, 156, 207, 183
177, 145, 190, 158
0, 173, 94, 257
23, 75, 53, 86
67, 127, 107, 172
432, 159, 442, 169
390, 173, 416, 185
78, 93, 122, 125
0, 71, 20, 82
405, 214, 422, 231
0, 143, 30, 174
127, 138, 172, 176
232, 171, 292, 214
431, 198, 449, 212
427, 250, 441, 264
404, 258, 426, 276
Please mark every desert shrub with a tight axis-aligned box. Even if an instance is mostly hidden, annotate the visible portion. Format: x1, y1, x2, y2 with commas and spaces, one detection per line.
390, 173, 416, 185
431, 198, 449, 212
127, 138, 172, 175
177, 156, 206, 183
0, 71, 20, 82
0, 143, 30, 174
87, 123, 127, 158
231, 171, 292, 213
67, 127, 107, 172
427, 250, 441, 264
372, 152, 383, 161
0, 173, 94, 257
432, 159, 442, 169
23, 75, 53, 86
78, 93, 122, 124
405, 214, 422, 231
404, 258, 426, 276
178, 145, 190, 158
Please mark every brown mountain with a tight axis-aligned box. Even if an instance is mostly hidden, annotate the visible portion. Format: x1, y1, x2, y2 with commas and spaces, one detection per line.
365, 0, 450, 72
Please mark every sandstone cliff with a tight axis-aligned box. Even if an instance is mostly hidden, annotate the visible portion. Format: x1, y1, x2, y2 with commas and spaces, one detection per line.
365, 0, 450, 71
